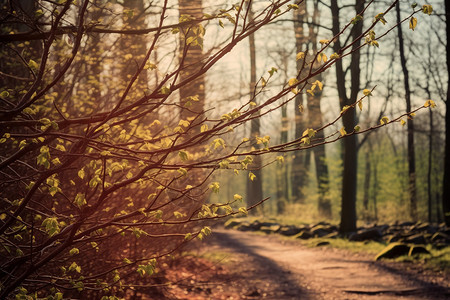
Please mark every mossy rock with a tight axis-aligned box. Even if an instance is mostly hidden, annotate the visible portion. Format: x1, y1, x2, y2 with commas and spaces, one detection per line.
295, 230, 313, 240
259, 224, 281, 234
349, 227, 383, 241
235, 222, 252, 231
315, 241, 330, 247
386, 234, 404, 244
405, 233, 428, 245
408, 245, 430, 257
224, 219, 243, 229
431, 232, 450, 243
278, 226, 302, 236
311, 225, 335, 237
375, 243, 411, 260
323, 232, 339, 239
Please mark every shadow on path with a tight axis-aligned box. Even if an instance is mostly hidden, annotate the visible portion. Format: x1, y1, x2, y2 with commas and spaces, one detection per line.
206, 229, 450, 299
209, 230, 316, 299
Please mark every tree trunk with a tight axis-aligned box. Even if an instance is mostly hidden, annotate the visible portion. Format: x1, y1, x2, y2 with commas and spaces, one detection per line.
246, 2, 263, 214
291, 2, 308, 203
178, 0, 205, 134
363, 147, 371, 221
277, 105, 289, 214
396, 2, 417, 221
443, 0, 450, 226
331, 0, 364, 233
308, 0, 330, 218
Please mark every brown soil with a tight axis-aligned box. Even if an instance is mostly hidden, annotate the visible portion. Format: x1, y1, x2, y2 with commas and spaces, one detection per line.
150, 228, 450, 299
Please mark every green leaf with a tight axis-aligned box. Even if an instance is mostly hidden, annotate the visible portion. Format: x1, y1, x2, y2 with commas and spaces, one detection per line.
374, 13, 387, 24
409, 17, 417, 31
178, 167, 188, 176
160, 86, 170, 94
234, 194, 243, 201
28, 59, 39, 70
74, 193, 86, 208
363, 89, 372, 96
358, 101, 363, 111
422, 4, 432, 15
78, 168, 85, 179
209, 182, 220, 193
330, 53, 340, 60
288, 78, 299, 87
0, 90, 9, 98
42, 217, 60, 236
268, 67, 278, 76
137, 259, 157, 277
296, 52, 305, 61
352, 15, 363, 24
69, 262, 81, 273
69, 248, 80, 255
424, 99, 436, 108
380, 116, 389, 125
239, 207, 248, 216
178, 150, 189, 161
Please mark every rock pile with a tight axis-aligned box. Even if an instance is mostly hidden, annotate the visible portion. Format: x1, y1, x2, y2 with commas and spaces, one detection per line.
224, 219, 450, 260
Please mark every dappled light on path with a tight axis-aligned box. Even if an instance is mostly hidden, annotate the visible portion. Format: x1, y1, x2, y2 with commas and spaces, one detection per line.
203, 229, 450, 299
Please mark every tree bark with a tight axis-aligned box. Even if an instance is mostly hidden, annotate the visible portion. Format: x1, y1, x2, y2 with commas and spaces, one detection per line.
291, 2, 308, 203
308, 0, 330, 218
396, 2, 417, 221
331, 0, 364, 233
443, 1, 450, 226
178, 0, 205, 134
246, 2, 263, 214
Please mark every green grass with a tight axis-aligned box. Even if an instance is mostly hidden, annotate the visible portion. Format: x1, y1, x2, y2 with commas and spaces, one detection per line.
296, 236, 450, 274
299, 237, 387, 255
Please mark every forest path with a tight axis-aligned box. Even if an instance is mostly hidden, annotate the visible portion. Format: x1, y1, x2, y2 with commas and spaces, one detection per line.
199, 228, 450, 300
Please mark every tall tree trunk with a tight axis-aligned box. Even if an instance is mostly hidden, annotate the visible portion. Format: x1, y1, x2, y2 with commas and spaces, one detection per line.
427, 108, 433, 223
331, 0, 364, 233
363, 146, 371, 221
308, 0, 330, 218
246, 2, 263, 214
276, 104, 289, 214
396, 3, 417, 221
443, 1, 450, 226
178, 0, 205, 135
291, 2, 308, 203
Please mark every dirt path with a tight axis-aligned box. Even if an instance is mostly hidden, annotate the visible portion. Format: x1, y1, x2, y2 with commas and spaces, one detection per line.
194, 228, 450, 300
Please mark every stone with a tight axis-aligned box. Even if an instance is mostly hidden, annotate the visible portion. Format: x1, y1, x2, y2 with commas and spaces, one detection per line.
431, 232, 450, 243
408, 245, 430, 256
259, 224, 281, 234
375, 243, 411, 260
278, 226, 302, 236
349, 227, 383, 241
315, 241, 330, 247
311, 225, 335, 237
224, 219, 243, 229
295, 230, 313, 240
405, 234, 427, 245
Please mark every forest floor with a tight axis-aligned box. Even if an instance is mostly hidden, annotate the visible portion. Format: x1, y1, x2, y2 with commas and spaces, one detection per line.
161, 228, 450, 300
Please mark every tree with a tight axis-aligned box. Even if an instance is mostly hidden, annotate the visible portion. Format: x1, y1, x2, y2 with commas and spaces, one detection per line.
291, 1, 308, 203
331, 0, 365, 233
246, 1, 264, 214
306, 0, 331, 218
396, 2, 417, 221
443, 1, 450, 226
